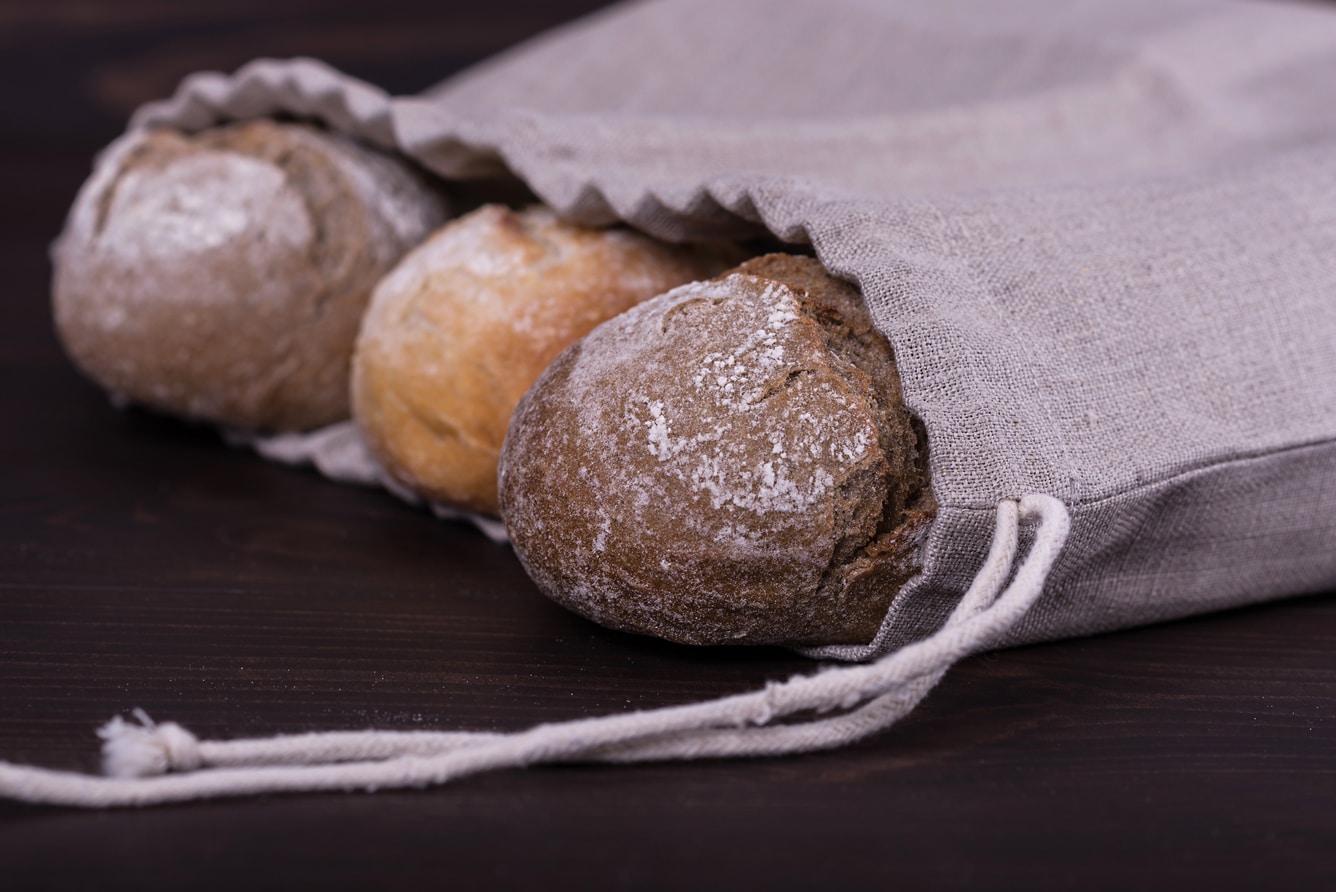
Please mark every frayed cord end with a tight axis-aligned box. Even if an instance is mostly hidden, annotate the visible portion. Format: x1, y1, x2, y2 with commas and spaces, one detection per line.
97, 709, 202, 778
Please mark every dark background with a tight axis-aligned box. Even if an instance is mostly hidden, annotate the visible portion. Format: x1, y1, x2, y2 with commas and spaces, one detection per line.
1, 2, 1333, 889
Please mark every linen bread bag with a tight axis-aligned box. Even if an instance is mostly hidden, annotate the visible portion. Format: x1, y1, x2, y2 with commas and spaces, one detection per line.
3, 0, 1334, 806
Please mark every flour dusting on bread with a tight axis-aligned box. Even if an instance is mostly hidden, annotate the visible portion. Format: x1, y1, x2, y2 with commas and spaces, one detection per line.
501, 254, 935, 646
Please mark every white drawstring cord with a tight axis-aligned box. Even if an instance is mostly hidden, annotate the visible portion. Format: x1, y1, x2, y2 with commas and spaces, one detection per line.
0, 494, 1068, 808
98, 709, 506, 778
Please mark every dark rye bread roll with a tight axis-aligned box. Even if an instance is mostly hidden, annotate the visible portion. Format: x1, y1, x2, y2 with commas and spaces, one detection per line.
499, 254, 935, 647
52, 120, 447, 432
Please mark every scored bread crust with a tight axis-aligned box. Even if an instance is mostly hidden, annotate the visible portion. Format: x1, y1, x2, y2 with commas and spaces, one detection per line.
52, 120, 446, 432
351, 204, 730, 517
500, 254, 935, 647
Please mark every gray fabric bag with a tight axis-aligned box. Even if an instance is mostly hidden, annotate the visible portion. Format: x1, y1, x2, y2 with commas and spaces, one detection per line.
2, 0, 1333, 807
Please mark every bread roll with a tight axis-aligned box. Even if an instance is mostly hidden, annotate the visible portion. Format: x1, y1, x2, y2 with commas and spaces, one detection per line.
499, 255, 935, 646
351, 204, 730, 517
52, 120, 448, 432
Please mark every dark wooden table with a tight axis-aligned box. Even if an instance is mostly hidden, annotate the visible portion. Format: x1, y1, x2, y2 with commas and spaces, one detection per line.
1, 3, 1333, 889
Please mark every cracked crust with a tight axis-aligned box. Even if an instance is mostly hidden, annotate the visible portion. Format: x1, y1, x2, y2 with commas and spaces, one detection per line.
52, 120, 447, 431
500, 254, 936, 647
351, 204, 734, 516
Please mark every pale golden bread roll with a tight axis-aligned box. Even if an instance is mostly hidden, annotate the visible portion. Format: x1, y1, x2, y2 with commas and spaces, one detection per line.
351, 204, 731, 517
52, 120, 448, 431
499, 255, 935, 647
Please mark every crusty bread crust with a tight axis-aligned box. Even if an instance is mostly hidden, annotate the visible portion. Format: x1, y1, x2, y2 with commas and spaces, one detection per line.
352, 204, 729, 516
500, 254, 935, 646
52, 120, 446, 431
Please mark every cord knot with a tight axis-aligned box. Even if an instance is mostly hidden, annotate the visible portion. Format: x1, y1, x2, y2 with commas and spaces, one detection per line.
98, 709, 203, 778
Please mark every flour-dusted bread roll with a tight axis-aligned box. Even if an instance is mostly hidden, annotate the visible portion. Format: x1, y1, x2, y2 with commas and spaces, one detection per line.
52, 120, 448, 432
499, 255, 936, 647
351, 204, 732, 517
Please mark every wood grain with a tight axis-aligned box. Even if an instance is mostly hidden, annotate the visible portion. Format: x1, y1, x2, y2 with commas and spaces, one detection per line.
0, 3, 1333, 890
